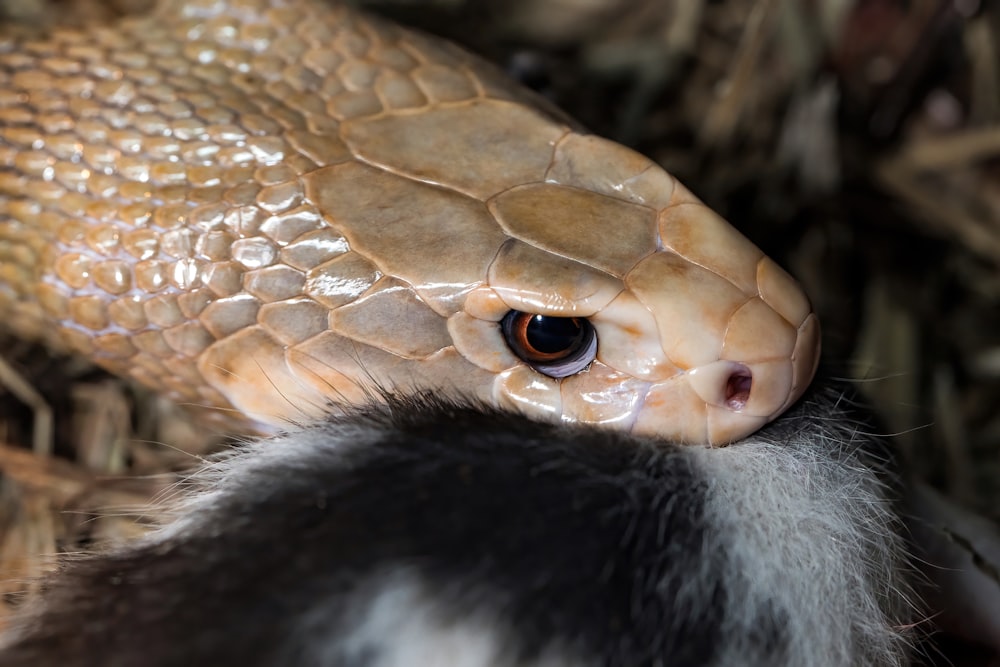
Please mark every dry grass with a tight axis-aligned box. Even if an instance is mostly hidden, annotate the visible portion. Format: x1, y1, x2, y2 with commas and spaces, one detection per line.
0, 334, 225, 624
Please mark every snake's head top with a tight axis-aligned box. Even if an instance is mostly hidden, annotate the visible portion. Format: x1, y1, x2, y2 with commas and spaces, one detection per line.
0, 0, 818, 446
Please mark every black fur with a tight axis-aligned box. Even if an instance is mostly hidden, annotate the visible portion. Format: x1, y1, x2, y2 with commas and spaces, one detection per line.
0, 387, 912, 666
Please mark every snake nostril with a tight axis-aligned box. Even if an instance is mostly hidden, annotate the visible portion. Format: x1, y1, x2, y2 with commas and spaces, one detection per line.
725, 367, 752, 410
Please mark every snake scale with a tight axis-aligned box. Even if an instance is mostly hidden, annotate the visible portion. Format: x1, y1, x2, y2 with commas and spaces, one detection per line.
0, 0, 820, 445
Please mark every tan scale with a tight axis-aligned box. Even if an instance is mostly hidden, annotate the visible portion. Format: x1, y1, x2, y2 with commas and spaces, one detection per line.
0, 0, 821, 445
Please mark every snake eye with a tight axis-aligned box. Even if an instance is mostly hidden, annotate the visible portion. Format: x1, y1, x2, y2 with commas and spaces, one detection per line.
500, 310, 598, 378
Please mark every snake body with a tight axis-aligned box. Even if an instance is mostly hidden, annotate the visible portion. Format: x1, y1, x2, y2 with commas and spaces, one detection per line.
0, 0, 819, 444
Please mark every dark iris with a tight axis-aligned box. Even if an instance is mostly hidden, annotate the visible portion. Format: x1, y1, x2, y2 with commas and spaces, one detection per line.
500, 311, 598, 378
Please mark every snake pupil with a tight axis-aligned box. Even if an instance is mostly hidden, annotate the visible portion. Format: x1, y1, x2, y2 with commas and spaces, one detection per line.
524, 315, 584, 355
500, 311, 598, 378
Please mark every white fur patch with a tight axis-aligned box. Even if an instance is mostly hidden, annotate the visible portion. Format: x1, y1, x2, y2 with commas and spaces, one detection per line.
302, 572, 588, 667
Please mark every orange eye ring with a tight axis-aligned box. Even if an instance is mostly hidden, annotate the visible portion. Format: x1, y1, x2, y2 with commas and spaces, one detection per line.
500, 311, 598, 378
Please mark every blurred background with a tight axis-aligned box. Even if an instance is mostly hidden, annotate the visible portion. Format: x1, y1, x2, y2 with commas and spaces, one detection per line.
0, 0, 997, 661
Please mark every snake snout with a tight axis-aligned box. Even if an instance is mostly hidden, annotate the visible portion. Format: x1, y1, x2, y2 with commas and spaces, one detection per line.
697, 312, 821, 445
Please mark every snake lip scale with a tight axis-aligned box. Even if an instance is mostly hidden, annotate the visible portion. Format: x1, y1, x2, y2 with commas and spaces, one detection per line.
0, 0, 820, 445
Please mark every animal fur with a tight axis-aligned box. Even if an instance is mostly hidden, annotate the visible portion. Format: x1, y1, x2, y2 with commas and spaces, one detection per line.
0, 384, 917, 666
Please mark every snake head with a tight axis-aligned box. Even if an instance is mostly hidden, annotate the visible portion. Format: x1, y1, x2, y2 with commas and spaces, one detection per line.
288, 102, 819, 447
442, 133, 820, 446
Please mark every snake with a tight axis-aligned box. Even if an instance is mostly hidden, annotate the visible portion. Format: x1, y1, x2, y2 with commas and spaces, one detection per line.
0, 0, 820, 445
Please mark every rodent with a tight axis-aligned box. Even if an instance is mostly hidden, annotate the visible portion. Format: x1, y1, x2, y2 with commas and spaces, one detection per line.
0, 383, 916, 666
